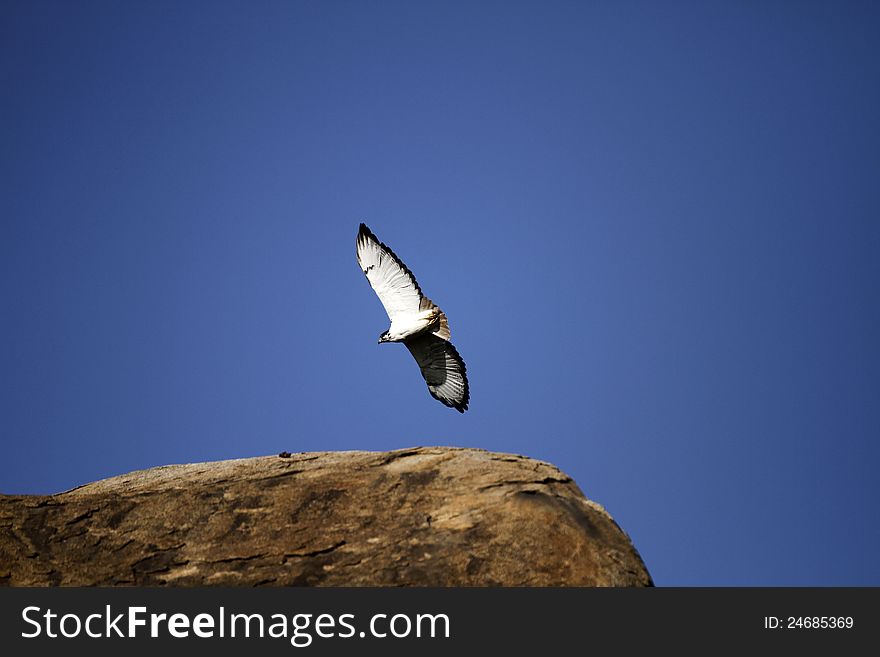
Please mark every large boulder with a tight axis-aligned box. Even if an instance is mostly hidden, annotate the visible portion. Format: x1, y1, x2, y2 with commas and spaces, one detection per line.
0, 447, 652, 586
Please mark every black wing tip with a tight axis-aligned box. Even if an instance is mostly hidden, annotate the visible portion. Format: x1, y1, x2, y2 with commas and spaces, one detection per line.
431, 339, 469, 413
357, 223, 375, 246
456, 389, 470, 412
447, 341, 469, 412
430, 390, 469, 413
448, 396, 470, 413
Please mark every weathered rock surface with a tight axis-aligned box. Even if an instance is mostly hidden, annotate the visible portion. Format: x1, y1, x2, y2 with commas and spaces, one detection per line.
0, 447, 652, 586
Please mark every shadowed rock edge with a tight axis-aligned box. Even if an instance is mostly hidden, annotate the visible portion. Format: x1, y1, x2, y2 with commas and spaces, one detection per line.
0, 447, 652, 586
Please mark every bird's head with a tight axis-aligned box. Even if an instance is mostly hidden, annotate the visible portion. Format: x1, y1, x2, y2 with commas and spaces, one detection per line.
378, 331, 390, 344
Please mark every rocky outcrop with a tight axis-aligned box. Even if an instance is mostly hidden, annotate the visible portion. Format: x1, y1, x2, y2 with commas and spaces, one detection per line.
0, 447, 652, 586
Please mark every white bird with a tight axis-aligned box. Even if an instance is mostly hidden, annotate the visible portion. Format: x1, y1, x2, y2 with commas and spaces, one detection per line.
356, 223, 469, 412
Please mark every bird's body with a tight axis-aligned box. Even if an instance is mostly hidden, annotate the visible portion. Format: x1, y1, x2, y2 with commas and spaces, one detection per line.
356, 223, 469, 412
384, 306, 444, 343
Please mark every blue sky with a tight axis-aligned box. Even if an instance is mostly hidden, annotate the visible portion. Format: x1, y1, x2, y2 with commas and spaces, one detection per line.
3, 1, 878, 586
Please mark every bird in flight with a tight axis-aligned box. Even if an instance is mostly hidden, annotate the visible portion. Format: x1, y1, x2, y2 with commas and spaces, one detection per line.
356, 223, 469, 412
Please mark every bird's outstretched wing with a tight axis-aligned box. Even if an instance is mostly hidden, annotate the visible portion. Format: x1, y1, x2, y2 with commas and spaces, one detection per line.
404, 332, 469, 413
356, 223, 424, 322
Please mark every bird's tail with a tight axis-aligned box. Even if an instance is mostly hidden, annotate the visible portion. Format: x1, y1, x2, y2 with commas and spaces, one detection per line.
432, 311, 451, 341
421, 297, 451, 341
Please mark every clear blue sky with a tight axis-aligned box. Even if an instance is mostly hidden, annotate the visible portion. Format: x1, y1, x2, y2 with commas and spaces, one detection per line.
3, 1, 878, 586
